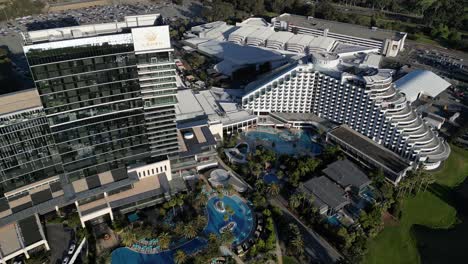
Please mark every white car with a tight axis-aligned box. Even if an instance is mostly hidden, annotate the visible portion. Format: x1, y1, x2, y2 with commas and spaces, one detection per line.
68, 243, 76, 255
62, 256, 70, 264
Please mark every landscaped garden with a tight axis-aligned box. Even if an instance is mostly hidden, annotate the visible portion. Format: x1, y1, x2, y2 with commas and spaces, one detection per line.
363, 145, 468, 264
109, 178, 275, 264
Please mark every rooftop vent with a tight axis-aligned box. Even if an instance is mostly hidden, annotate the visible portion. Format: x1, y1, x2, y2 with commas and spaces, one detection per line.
184, 131, 194, 139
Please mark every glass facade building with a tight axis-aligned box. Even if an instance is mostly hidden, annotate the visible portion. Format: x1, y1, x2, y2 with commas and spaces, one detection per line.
27, 44, 150, 184
0, 91, 62, 197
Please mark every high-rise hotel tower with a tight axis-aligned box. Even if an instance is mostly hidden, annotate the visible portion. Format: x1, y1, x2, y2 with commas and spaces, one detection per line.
0, 14, 183, 263
242, 53, 450, 170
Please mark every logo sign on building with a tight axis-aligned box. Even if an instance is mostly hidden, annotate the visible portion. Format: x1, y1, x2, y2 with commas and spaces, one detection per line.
132, 26, 171, 52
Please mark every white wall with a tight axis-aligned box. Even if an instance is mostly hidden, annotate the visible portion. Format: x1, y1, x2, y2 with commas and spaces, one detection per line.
128, 159, 172, 180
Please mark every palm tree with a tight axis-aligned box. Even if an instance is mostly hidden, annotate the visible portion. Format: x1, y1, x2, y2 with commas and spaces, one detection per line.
158, 232, 171, 250
183, 223, 198, 239
220, 230, 234, 245
289, 194, 301, 209
120, 227, 136, 247
291, 236, 304, 256
177, 196, 185, 212
226, 184, 235, 196
195, 194, 208, 209
168, 199, 177, 215
306, 194, 315, 206
174, 250, 187, 264
195, 215, 207, 230
174, 222, 185, 237
267, 183, 280, 197
208, 233, 218, 244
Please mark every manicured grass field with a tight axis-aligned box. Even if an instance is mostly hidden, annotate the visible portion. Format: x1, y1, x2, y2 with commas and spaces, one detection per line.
363, 145, 468, 264
282, 256, 299, 264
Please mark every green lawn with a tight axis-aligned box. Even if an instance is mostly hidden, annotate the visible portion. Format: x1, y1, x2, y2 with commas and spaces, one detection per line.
282, 256, 299, 264
433, 145, 468, 187
363, 145, 468, 264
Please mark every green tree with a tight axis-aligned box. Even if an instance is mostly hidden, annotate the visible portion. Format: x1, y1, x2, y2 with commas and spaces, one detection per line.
174, 222, 185, 237
195, 215, 208, 230
174, 250, 187, 264
315, 0, 339, 20
266, 183, 281, 197
289, 193, 301, 209
158, 232, 172, 250
183, 223, 198, 239
423, 0, 465, 29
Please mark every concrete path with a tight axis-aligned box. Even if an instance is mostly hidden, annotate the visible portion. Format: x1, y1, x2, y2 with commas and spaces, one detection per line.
270, 197, 343, 263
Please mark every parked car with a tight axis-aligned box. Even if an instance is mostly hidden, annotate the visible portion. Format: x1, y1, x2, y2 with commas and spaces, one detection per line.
62, 256, 70, 264
68, 243, 76, 255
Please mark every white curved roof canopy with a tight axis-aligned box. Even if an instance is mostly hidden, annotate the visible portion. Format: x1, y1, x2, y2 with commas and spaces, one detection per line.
394, 70, 451, 103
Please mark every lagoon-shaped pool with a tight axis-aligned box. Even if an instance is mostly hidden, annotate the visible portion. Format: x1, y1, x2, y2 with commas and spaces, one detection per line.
111, 195, 254, 264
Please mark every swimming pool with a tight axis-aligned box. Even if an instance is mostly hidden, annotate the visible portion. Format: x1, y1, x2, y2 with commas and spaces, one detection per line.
111, 196, 253, 264
205, 196, 254, 245
242, 127, 322, 155
111, 237, 208, 264
327, 215, 341, 227
263, 173, 279, 184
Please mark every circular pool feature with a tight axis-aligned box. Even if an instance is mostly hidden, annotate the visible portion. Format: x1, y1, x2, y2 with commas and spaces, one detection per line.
183, 131, 194, 139
214, 200, 226, 213
219, 222, 237, 233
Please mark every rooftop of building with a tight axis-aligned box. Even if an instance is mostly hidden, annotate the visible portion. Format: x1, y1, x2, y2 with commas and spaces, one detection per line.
176, 89, 257, 127
322, 159, 371, 189
394, 70, 451, 103
178, 126, 217, 158
275, 13, 406, 41
0, 89, 42, 116
23, 14, 162, 44
327, 125, 411, 181
0, 215, 43, 257
301, 176, 349, 210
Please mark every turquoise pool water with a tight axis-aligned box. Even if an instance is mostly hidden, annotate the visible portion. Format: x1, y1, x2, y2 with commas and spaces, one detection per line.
327, 215, 341, 227
111, 196, 253, 264
205, 196, 254, 245
242, 127, 322, 155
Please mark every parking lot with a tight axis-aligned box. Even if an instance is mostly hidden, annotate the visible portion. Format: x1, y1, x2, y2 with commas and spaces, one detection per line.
0, 0, 202, 74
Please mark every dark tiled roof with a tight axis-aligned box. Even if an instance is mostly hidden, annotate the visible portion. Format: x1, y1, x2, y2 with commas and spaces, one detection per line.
86, 175, 102, 190
49, 182, 62, 193
323, 159, 371, 189
0, 198, 9, 212
328, 125, 410, 180
18, 216, 42, 246
31, 189, 53, 204
111, 168, 129, 181
302, 176, 349, 210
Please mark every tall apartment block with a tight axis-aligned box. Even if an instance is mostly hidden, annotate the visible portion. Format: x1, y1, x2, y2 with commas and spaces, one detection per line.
0, 15, 184, 263
242, 53, 450, 172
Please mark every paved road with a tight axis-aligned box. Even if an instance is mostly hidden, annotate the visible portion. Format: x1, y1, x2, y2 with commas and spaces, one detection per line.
270, 197, 343, 264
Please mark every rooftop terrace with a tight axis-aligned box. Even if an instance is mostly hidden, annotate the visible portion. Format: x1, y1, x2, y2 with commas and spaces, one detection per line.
0, 89, 42, 116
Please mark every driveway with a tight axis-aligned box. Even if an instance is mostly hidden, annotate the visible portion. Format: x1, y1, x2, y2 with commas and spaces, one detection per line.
270, 197, 343, 264
46, 223, 73, 264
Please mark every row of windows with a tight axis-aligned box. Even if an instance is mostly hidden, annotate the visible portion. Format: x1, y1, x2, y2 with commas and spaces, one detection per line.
32, 54, 137, 80
137, 165, 168, 178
